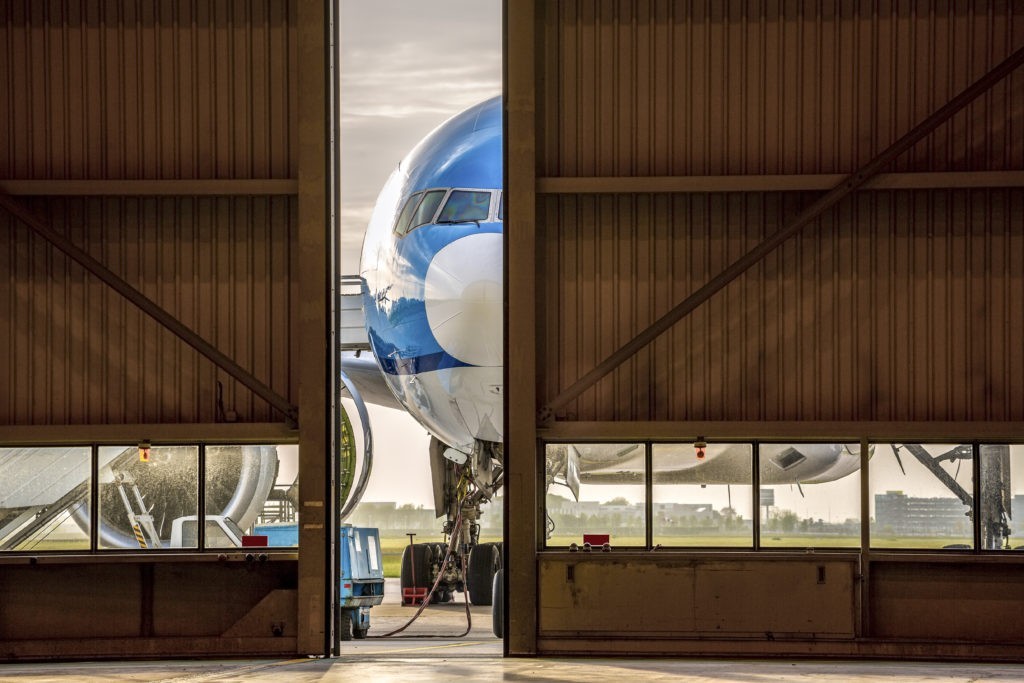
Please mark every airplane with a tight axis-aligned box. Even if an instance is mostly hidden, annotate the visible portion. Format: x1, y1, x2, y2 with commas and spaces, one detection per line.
343, 95, 505, 605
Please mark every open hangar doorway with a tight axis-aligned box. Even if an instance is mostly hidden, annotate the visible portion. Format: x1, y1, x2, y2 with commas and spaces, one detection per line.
334, 0, 505, 651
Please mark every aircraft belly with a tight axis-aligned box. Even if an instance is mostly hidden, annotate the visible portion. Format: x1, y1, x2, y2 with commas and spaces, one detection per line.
385, 366, 502, 450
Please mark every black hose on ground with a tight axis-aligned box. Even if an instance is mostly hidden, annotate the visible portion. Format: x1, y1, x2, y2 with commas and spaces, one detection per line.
371, 488, 474, 638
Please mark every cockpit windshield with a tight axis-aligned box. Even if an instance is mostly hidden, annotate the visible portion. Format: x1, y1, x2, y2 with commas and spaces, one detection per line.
393, 188, 500, 236
411, 190, 445, 229
394, 192, 422, 235
438, 190, 491, 223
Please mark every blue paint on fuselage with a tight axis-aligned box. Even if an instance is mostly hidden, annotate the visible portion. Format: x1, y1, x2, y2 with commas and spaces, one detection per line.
360, 96, 502, 377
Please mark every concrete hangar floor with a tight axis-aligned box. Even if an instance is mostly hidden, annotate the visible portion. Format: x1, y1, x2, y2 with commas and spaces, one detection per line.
3, 656, 1024, 682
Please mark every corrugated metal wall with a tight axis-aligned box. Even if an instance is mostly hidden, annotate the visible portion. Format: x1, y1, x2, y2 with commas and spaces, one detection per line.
543, 189, 1024, 422
541, 1, 1024, 177
538, 2, 1024, 423
0, 196, 294, 424
0, 1, 298, 426
1, 0, 295, 180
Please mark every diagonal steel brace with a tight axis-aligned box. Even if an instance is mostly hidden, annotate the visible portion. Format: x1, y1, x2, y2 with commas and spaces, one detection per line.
540, 43, 1024, 423
0, 193, 299, 428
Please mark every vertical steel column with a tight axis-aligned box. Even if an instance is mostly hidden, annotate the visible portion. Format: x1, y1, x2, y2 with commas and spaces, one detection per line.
752, 443, 761, 551
327, 0, 343, 656
296, 0, 334, 657
504, 0, 541, 656
859, 437, 870, 638
644, 443, 653, 549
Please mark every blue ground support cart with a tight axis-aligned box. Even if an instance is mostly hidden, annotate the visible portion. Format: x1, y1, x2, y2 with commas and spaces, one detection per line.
339, 525, 385, 640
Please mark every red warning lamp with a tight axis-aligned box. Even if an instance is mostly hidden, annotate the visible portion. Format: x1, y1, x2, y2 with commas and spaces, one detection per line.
139, 441, 152, 463
694, 438, 707, 460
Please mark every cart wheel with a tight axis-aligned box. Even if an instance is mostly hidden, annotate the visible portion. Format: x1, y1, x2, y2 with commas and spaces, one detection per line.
353, 627, 368, 639
338, 610, 354, 641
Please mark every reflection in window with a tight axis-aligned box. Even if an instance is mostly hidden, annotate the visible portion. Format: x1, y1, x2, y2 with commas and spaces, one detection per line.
759, 444, 861, 548
409, 189, 445, 230
251, 445, 299, 547
394, 192, 422, 235
870, 443, 973, 549
0, 447, 91, 551
438, 190, 491, 223
98, 445, 199, 550
979, 445, 1023, 551
205, 445, 295, 548
544, 443, 645, 548
652, 443, 752, 547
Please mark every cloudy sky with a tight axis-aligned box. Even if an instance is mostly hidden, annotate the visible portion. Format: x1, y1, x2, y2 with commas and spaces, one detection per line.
340, 0, 502, 274
339, 1, 502, 506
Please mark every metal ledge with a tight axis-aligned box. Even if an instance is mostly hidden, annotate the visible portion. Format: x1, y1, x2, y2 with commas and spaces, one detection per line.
537, 171, 1024, 194
539, 421, 1024, 442
0, 422, 298, 445
0, 552, 298, 566
0, 179, 299, 196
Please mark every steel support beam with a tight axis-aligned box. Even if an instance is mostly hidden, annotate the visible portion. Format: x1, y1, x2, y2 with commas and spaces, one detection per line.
505, 0, 542, 657
540, 43, 1024, 422
0, 179, 298, 196
537, 170, 1024, 194
0, 192, 300, 427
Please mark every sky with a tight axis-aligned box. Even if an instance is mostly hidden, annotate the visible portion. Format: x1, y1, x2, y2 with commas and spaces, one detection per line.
339, 1, 502, 507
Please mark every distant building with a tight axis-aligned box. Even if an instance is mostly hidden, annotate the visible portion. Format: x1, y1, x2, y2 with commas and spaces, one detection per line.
874, 491, 971, 536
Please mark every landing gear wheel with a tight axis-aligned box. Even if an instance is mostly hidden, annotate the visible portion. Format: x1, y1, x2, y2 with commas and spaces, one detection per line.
400, 543, 434, 598
467, 542, 500, 606
491, 567, 504, 638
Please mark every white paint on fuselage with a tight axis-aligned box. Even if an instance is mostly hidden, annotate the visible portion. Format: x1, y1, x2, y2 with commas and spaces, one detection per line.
424, 232, 503, 368
382, 365, 502, 452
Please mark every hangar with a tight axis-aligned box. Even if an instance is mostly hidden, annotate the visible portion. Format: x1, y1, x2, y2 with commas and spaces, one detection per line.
2, 0, 1024, 665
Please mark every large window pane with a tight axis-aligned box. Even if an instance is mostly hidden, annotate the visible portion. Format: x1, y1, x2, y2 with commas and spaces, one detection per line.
870, 443, 973, 549
203, 445, 296, 548
759, 443, 862, 548
652, 443, 753, 547
979, 445, 1024, 551
0, 447, 91, 551
544, 443, 645, 548
98, 445, 199, 550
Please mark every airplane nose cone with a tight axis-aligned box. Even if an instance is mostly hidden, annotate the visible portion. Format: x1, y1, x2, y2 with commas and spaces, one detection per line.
424, 232, 503, 367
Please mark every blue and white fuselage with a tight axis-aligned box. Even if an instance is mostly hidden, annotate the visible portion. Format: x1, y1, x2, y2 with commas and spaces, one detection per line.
360, 96, 503, 454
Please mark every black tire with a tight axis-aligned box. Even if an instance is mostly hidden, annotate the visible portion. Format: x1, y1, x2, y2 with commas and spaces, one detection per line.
491, 567, 504, 638
400, 543, 434, 593
338, 609, 354, 641
353, 627, 368, 639
467, 542, 500, 606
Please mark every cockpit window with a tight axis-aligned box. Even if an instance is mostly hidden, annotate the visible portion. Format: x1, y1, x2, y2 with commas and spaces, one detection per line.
394, 192, 422, 235
497, 192, 503, 221
410, 190, 446, 230
439, 190, 491, 223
